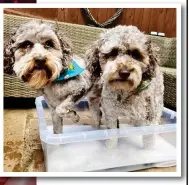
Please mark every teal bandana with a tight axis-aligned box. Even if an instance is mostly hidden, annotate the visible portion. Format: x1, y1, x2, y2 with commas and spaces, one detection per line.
136, 79, 151, 92
55, 59, 84, 81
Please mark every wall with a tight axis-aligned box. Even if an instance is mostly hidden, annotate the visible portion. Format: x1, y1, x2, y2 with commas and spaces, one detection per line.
4, 8, 176, 37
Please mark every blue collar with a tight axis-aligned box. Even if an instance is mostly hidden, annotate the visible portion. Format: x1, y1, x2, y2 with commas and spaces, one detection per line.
55, 59, 84, 81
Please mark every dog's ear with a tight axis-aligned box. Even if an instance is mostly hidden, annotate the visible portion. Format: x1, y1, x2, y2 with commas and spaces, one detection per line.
143, 38, 159, 80
85, 41, 102, 81
55, 31, 73, 68
4, 33, 16, 75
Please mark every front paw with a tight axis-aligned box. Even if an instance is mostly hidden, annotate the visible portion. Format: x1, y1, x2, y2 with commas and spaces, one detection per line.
105, 138, 118, 149
67, 111, 80, 123
143, 134, 156, 150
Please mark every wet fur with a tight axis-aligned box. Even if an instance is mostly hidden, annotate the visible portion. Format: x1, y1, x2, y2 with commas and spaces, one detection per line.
86, 25, 164, 149
4, 20, 100, 134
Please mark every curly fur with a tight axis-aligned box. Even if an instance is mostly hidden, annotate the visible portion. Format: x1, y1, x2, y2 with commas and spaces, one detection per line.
4, 20, 100, 134
86, 25, 164, 149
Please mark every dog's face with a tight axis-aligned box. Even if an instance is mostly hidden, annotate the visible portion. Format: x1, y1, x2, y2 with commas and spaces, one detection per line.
4, 20, 72, 89
90, 26, 157, 92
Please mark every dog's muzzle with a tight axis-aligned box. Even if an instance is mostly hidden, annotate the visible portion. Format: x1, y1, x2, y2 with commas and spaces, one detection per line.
34, 56, 47, 68
21, 56, 57, 89
118, 69, 131, 81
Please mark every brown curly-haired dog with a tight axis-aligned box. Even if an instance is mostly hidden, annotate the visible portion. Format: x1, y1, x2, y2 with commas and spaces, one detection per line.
4, 20, 101, 134
86, 25, 164, 149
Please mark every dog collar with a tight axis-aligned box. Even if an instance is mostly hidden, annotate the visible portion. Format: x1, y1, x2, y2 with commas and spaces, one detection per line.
55, 59, 84, 81
136, 79, 151, 92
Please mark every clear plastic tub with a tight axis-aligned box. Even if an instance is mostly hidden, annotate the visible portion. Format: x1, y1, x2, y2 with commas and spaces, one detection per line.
35, 96, 176, 172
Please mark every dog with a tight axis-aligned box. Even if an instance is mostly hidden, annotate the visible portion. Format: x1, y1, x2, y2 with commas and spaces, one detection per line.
86, 25, 164, 149
4, 20, 101, 134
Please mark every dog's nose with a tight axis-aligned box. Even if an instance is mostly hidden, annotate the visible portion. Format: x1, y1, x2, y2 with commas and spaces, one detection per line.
35, 57, 46, 67
119, 69, 130, 79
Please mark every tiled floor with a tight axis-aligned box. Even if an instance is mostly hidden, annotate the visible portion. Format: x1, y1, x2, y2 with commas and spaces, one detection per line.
4, 109, 45, 172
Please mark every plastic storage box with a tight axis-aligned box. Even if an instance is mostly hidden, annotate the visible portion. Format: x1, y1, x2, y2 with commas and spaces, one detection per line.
35, 96, 177, 172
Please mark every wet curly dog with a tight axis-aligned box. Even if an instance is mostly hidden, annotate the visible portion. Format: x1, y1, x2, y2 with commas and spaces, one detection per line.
87, 25, 164, 149
4, 20, 101, 134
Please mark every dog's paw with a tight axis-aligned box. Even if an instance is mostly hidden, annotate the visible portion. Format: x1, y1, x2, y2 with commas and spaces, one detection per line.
143, 134, 156, 150
72, 114, 80, 123
105, 138, 118, 149
67, 111, 80, 123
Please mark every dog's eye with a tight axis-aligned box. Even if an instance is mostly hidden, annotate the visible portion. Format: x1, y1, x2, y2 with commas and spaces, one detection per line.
19, 40, 33, 49
105, 48, 119, 59
44, 40, 54, 48
131, 49, 144, 61
126, 49, 143, 61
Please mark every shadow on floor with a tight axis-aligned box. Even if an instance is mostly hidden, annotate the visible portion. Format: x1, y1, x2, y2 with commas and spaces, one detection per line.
4, 97, 176, 112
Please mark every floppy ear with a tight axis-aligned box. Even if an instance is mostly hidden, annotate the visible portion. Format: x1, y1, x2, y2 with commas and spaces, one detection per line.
4, 33, 16, 75
85, 41, 102, 82
55, 30, 73, 68
143, 38, 159, 80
